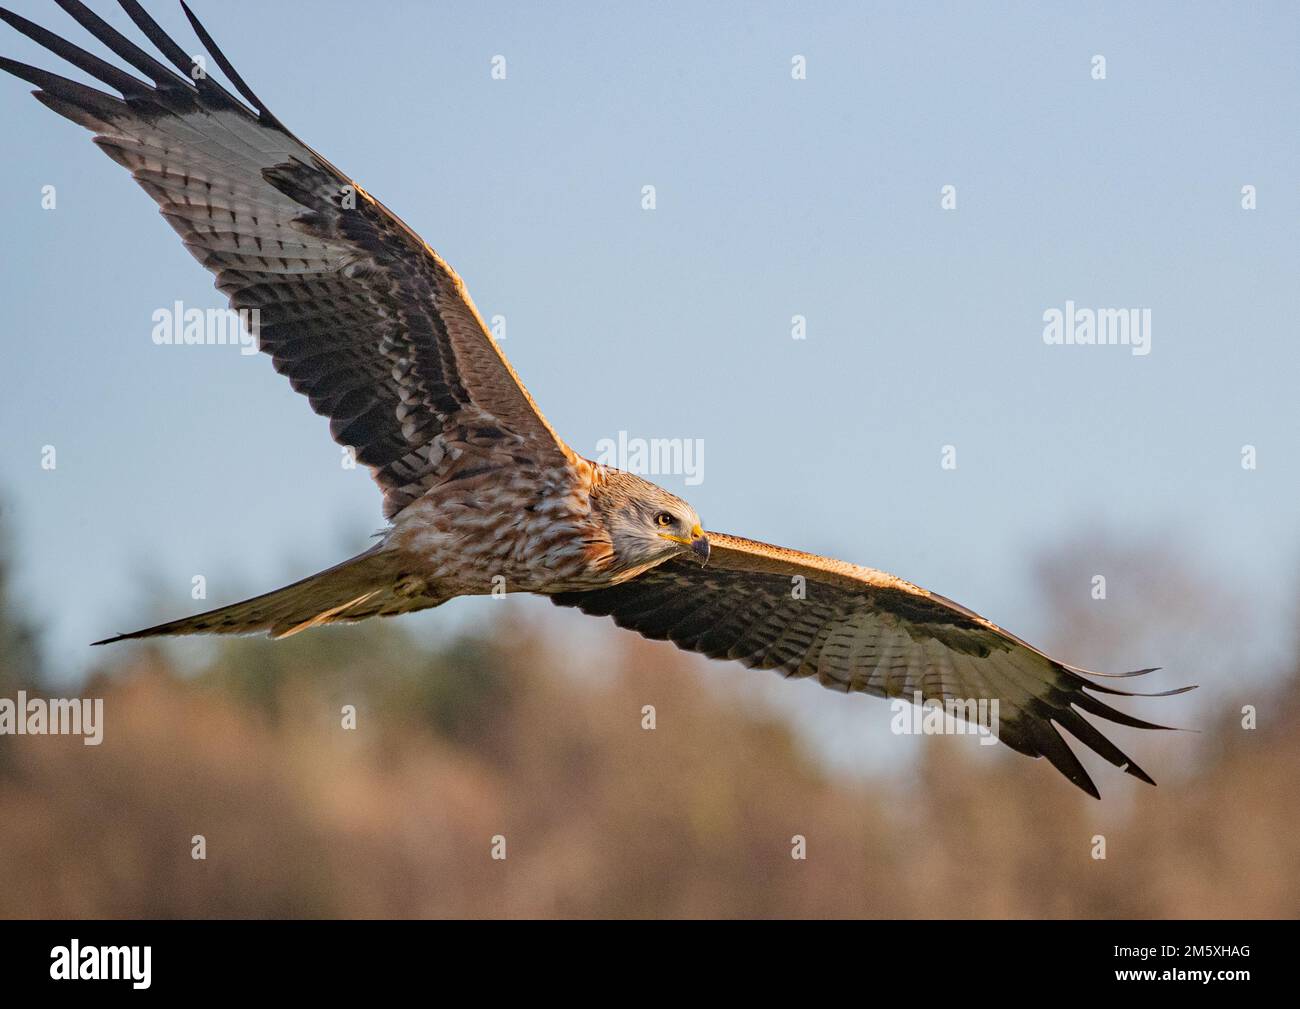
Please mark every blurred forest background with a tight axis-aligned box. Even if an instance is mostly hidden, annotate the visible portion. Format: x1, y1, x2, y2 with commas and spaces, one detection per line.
0, 510, 1295, 919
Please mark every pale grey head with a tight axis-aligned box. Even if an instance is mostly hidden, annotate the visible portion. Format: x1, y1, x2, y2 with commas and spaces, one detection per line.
590, 468, 709, 576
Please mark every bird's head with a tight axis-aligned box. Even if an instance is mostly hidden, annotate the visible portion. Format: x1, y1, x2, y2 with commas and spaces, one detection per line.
592, 469, 709, 572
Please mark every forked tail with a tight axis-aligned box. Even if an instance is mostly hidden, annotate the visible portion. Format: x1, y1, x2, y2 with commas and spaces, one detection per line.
92, 547, 441, 644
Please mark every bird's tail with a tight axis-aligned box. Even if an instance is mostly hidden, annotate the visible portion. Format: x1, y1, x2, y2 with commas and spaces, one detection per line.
92, 547, 442, 645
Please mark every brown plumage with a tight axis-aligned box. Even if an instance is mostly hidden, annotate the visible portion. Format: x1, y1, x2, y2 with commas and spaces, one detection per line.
2, 2, 1192, 797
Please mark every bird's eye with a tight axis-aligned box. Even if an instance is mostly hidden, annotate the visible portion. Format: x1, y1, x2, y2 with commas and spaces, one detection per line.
655, 512, 675, 528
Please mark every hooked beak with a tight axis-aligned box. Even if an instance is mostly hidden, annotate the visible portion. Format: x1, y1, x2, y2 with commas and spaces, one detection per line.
660, 524, 710, 566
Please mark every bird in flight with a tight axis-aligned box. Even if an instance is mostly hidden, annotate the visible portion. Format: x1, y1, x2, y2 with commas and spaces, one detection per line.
2, 1, 1191, 797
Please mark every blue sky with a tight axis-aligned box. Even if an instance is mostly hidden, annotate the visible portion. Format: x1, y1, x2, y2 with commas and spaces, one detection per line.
0, 0, 1296, 710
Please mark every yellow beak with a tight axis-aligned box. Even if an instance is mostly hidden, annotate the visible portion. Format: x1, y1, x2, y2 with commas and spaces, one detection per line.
659, 524, 710, 565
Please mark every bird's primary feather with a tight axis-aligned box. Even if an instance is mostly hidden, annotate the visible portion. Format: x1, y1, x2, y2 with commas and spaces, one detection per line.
0, 0, 574, 521
551, 532, 1195, 800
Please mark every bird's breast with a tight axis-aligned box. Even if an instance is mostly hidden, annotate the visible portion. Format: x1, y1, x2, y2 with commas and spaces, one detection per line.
383, 464, 612, 594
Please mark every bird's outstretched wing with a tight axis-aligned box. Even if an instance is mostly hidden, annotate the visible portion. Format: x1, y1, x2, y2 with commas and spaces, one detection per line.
552, 531, 1193, 797
1, 0, 575, 518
